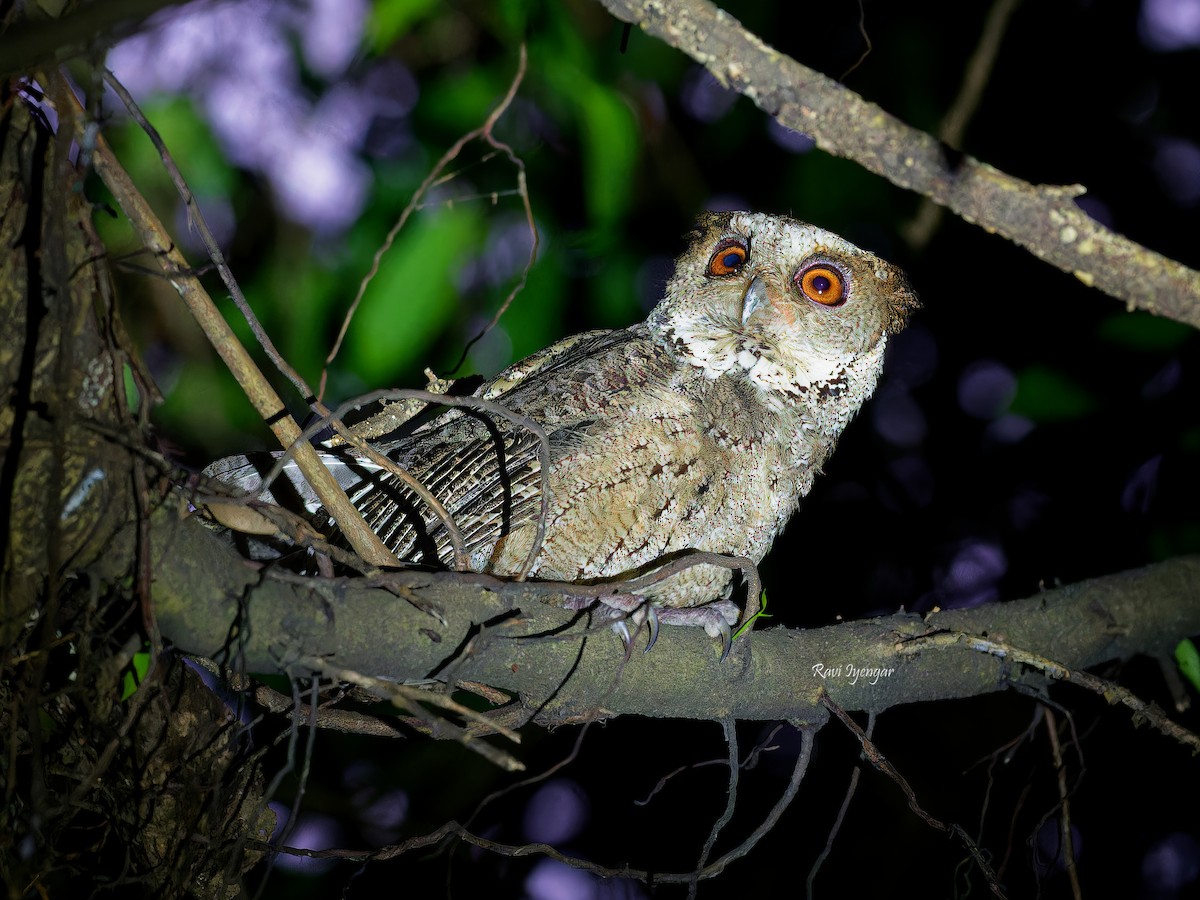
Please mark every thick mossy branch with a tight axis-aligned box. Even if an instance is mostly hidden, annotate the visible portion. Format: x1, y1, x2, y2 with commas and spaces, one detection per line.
152, 506, 1200, 727
598, 0, 1200, 328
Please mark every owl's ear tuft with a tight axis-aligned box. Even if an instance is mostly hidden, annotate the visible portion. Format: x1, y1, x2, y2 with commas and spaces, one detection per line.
883, 270, 921, 335
685, 211, 735, 248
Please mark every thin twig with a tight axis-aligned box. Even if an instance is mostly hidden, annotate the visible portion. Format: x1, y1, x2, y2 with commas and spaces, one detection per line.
252, 675, 313, 898
897, 632, 1200, 752
256, 723, 816, 887
678, 723, 815, 881
822, 693, 1007, 898
307, 659, 525, 772
691, 717, 740, 898
967, 705, 1043, 846
807, 710, 875, 898
839, 0, 873, 81
324, 44, 536, 392
1042, 706, 1083, 900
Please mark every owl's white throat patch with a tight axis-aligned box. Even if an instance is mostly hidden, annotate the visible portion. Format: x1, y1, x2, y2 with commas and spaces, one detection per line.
658, 308, 833, 398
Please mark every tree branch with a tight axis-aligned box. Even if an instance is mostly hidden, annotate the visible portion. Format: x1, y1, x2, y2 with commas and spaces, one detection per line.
597, 0, 1200, 328
151, 507, 1200, 727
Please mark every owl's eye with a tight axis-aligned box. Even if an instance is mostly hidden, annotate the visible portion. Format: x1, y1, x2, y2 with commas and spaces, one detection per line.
707, 239, 749, 277
796, 263, 847, 307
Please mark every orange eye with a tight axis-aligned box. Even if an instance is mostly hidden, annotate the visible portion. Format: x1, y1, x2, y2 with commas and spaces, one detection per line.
707, 239, 748, 277
797, 264, 846, 306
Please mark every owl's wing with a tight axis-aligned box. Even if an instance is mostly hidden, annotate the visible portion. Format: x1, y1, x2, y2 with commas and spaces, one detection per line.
356, 326, 666, 565
317, 325, 657, 566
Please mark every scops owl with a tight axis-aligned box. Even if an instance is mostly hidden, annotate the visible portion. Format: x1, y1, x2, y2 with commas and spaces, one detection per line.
205, 212, 918, 655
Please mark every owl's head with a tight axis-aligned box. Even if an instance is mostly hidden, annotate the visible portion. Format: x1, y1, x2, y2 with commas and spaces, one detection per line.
647, 211, 918, 399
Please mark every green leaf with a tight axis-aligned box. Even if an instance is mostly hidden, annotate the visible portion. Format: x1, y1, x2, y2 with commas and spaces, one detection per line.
122, 363, 141, 413
589, 248, 639, 325
1176, 638, 1200, 694
348, 208, 483, 384
1098, 312, 1193, 351
154, 363, 269, 454
368, 0, 440, 51
734, 591, 771, 641
121, 649, 152, 701
1009, 366, 1097, 422
476, 251, 565, 367
575, 82, 638, 227
114, 96, 234, 198
420, 69, 508, 133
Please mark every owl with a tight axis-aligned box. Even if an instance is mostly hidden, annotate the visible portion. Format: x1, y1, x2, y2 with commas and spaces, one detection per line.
205, 212, 918, 655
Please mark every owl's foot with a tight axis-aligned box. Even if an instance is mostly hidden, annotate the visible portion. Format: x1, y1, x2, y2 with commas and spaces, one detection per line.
565, 595, 737, 660
609, 607, 667, 657
655, 601, 739, 661
563, 594, 658, 655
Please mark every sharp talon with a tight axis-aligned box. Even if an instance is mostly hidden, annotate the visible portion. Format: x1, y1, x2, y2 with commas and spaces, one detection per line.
612, 619, 633, 656
718, 619, 732, 662
643, 605, 660, 653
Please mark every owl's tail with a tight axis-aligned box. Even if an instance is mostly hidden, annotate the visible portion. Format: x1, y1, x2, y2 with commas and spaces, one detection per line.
202, 450, 383, 521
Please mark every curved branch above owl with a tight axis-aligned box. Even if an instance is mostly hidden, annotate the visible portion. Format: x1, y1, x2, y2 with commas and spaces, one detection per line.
598, 0, 1200, 330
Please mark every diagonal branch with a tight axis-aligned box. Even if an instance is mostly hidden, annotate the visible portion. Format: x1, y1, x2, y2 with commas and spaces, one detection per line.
60, 78, 399, 567
598, 0, 1200, 329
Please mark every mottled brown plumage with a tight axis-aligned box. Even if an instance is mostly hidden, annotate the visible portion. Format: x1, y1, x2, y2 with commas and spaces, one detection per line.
206, 211, 917, 651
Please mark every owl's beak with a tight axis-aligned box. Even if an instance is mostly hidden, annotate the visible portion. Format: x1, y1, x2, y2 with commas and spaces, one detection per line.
741, 276, 770, 326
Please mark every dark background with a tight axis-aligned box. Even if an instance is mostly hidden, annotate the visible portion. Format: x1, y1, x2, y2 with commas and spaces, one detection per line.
101, 0, 1200, 896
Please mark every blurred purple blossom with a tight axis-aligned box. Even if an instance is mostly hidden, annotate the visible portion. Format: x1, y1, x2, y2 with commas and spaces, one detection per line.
1142, 358, 1183, 399
1140, 0, 1200, 50
958, 359, 1016, 419
680, 67, 737, 122
301, 0, 368, 77
1142, 832, 1200, 893
932, 539, 1007, 609
1122, 453, 1163, 513
359, 787, 409, 844
1033, 817, 1083, 876
871, 384, 927, 448
985, 413, 1034, 445
1153, 137, 1200, 207
767, 118, 815, 154
523, 778, 590, 845
479, 214, 539, 287
107, 0, 398, 233
885, 324, 938, 389
271, 809, 342, 874
525, 859, 597, 899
